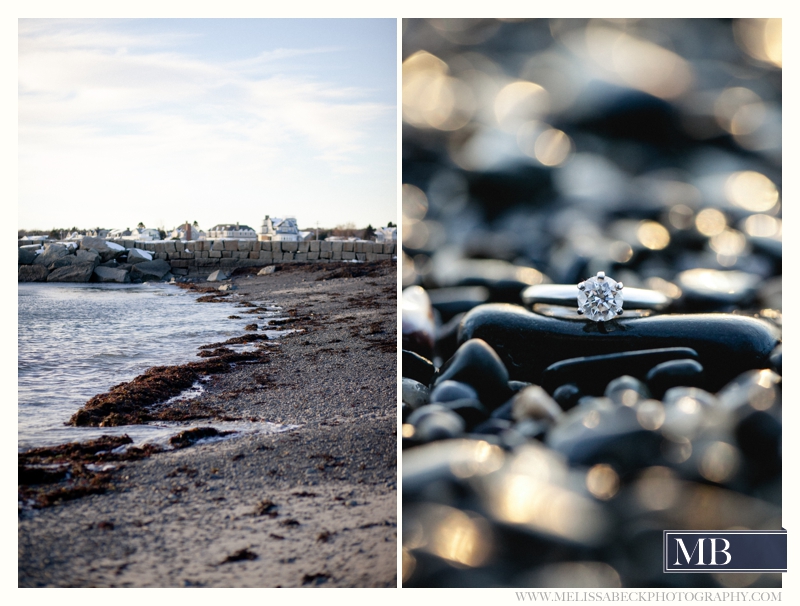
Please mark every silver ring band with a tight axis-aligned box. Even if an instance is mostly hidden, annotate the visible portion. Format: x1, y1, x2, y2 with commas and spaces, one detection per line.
521, 284, 671, 310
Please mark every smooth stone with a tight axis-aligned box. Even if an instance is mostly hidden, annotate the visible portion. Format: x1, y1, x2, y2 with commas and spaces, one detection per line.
93, 266, 131, 283
553, 383, 582, 411
413, 408, 466, 443
490, 400, 514, 421
433, 312, 464, 365
427, 286, 490, 322
439, 398, 488, 431
770, 345, 781, 376
46, 263, 96, 282
18, 248, 37, 265
471, 418, 513, 436
406, 404, 449, 427
257, 265, 276, 275
547, 403, 663, 472
131, 259, 172, 280
430, 250, 547, 303
542, 347, 699, 395
402, 349, 437, 386
514, 419, 548, 440
207, 269, 230, 282
675, 268, 760, 310
511, 385, 563, 424
459, 304, 779, 393
435, 338, 512, 409
402, 378, 430, 409
18, 264, 49, 282
604, 375, 650, 406
646, 359, 705, 399
430, 380, 478, 403
508, 380, 532, 393
403, 285, 435, 359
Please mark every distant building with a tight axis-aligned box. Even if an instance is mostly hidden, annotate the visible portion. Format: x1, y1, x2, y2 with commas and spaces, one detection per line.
171, 223, 205, 241
131, 228, 161, 241
259, 215, 310, 242
207, 223, 257, 239
374, 226, 397, 243
107, 227, 133, 238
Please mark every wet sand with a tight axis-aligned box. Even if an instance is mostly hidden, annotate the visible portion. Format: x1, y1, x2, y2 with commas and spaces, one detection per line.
18, 261, 397, 587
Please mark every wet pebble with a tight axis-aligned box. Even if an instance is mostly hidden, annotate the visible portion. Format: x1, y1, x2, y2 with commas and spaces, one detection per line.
430, 380, 478, 403
542, 348, 699, 395
435, 338, 512, 409
402, 349, 437, 386
407, 405, 466, 443
645, 359, 705, 399
402, 286, 435, 359
460, 305, 779, 392
511, 385, 562, 424
604, 375, 650, 406
402, 378, 430, 409
675, 268, 761, 310
427, 286, 490, 322
553, 383, 582, 411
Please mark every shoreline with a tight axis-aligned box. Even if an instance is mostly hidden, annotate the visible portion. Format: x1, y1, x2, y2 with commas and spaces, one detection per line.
18, 261, 397, 587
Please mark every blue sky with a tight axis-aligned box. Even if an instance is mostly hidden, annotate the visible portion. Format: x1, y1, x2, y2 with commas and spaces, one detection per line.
18, 19, 397, 232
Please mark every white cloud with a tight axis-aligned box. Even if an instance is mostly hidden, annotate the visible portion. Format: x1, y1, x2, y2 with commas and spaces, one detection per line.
18, 20, 396, 230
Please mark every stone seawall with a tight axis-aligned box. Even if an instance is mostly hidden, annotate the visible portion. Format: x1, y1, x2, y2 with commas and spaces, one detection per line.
19, 237, 397, 283
110, 239, 396, 275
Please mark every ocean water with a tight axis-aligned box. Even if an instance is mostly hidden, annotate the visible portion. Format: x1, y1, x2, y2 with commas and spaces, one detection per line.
18, 282, 294, 450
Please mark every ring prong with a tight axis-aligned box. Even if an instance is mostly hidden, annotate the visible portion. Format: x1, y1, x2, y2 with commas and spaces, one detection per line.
616, 282, 623, 290
616, 308, 623, 315
597, 271, 605, 280
578, 283, 586, 291
577, 308, 584, 315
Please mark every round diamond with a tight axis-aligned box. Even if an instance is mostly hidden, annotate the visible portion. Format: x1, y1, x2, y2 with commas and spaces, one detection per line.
578, 274, 623, 322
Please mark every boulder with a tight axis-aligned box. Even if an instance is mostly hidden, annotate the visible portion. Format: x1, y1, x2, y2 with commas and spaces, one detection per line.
207, 269, 230, 282
257, 265, 276, 275
33, 244, 69, 269
18, 248, 38, 265
130, 259, 171, 281
80, 237, 124, 262
126, 247, 153, 264
18, 265, 49, 282
76, 249, 100, 268
93, 266, 131, 283
46, 263, 96, 283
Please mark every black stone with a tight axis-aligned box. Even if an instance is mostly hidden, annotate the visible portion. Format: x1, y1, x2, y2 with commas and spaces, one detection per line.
542, 348, 699, 395
471, 418, 513, 436
428, 286, 490, 323
490, 400, 514, 421
735, 410, 781, 485
439, 398, 488, 431
547, 405, 663, 473
459, 304, 779, 393
435, 338, 513, 409
645, 359, 705, 399
408, 405, 466, 443
403, 349, 437, 386
430, 380, 479, 403
434, 312, 465, 365
553, 383, 582, 411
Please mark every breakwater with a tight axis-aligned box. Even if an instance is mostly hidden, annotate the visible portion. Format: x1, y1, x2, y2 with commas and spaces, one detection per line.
18, 236, 397, 282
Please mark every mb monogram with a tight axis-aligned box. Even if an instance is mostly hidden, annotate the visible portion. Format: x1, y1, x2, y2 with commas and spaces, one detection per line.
663, 530, 787, 573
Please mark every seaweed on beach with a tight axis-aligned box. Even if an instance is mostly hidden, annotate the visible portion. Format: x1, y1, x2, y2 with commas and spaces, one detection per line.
68, 351, 267, 427
18, 435, 163, 509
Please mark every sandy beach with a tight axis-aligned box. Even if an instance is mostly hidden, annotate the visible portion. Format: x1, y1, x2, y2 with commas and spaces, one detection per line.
18, 261, 397, 587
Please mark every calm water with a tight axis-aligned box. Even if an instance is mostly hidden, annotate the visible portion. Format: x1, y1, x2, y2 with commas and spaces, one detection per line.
18, 282, 293, 450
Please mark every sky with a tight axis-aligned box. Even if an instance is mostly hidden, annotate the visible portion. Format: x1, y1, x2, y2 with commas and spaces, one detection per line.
18, 18, 397, 233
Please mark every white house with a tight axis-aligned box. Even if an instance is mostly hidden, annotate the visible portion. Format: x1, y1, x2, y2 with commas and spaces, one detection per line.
207, 223, 257, 239
259, 215, 308, 242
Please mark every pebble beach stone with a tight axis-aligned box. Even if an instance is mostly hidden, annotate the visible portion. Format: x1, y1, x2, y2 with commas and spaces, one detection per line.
402, 286, 436, 359
460, 305, 780, 392
434, 338, 512, 409
402, 349, 437, 386
430, 380, 478, 403
645, 359, 705, 399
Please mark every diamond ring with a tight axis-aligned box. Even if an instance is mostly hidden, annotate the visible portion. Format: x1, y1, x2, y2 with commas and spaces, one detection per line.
521, 272, 671, 322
